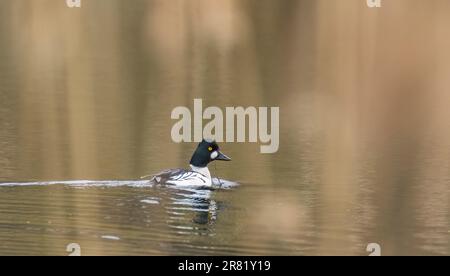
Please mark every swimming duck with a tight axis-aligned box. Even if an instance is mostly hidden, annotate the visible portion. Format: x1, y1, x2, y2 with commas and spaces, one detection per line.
147, 139, 231, 187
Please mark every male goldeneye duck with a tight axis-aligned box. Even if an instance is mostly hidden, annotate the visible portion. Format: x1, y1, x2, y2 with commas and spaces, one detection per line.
147, 139, 231, 187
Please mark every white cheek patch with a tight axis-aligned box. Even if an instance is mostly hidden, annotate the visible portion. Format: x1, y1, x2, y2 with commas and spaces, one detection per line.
210, 151, 219, 160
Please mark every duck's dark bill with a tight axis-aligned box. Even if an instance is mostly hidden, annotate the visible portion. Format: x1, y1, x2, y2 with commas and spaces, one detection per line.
216, 151, 231, 161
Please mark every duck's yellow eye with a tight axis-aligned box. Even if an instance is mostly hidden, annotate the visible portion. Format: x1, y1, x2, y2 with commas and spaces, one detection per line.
208, 147, 213, 151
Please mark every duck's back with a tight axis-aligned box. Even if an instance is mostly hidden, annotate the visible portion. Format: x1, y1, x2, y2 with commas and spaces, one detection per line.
147, 168, 211, 187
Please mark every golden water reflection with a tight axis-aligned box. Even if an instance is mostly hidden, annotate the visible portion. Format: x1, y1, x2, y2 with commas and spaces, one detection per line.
0, 0, 449, 255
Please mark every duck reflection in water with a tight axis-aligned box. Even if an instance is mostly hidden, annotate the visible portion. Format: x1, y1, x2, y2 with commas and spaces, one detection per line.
167, 187, 221, 229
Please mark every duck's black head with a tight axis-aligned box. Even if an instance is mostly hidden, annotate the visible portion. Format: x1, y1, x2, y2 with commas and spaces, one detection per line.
189, 139, 231, 168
